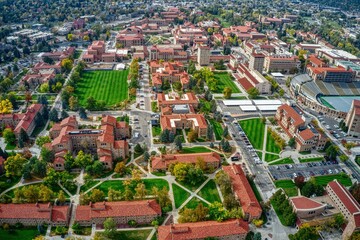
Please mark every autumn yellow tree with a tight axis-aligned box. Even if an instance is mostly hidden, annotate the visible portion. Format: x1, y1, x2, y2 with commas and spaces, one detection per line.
0, 99, 13, 114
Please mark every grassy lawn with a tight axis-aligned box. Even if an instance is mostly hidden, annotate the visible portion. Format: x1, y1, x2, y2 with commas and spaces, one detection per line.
239, 118, 265, 150
265, 153, 279, 162
152, 171, 166, 177
0, 175, 21, 193
274, 180, 296, 189
198, 180, 221, 203
299, 157, 325, 163
213, 72, 241, 93
96, 229, 151, 240
266, 130, 281, 154
96, 179, 169, 196
5, 142, 16, 150
0, 227, 43, 240
181, 146, 212, 154
208, 119, 223, 140
284, 188, 298, 197
184, 196, 208, 209
172, 183, 191, 208
270, 199, 287, 225
75, 70, 129, 107
152, 126, 161, 137
177, 177, 208, 192
256, 151, 263, 160
314, 174, 352, 187
80, 180, 100, 193
269, 157, 294, 165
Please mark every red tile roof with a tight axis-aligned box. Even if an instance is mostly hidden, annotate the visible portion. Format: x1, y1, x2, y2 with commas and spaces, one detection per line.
14, 104, 43, 133
158, 219, 249, 240
152, 152, 221, 171
223, 164, 262, 219
327, 180, 360, 216
157, 93, 198, 106
75, 200, 161, 221
160, 114, 207, 131
0, 203, 69, 223
298, 128, 315, 141
290, 196, 325, 210
277, 104, 305, 127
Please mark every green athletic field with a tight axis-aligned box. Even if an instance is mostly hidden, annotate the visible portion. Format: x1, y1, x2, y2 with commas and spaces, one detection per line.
75, 70, 129, 106
213, 72, 241, 93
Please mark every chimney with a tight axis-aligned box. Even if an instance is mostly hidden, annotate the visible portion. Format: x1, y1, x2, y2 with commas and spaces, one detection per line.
35, 202, 39, 207
48, 202, 51, 208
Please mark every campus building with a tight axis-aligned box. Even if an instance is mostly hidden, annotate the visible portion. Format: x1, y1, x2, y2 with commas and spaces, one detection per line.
0, 203, 70, 226
151, 152, 221, 172
158, 219, 249, 240
326, 180, 360, 239
197, 45, 211, 66
345, 100, 360, 137
116, 26, 145, 48
306, 66, 355, 83
149, 61, 190, 90
49, 115, 130, 170
223, 164, 262, 221
222, 25, 265, 41
275, 104, 327, 152
75, 200, 161, 226
172, 25, 208, 46
233, 63, 271, 94
160, 114, 208, 138
289, 196, 327, 219
149, 45, 188, 62
157, 92, 199, 110
82, 41, 117, 63
41, 47, 75, 61
264, 54, 300, 74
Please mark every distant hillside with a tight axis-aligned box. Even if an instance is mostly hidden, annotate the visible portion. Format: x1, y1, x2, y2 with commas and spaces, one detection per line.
303, 0, 360, 12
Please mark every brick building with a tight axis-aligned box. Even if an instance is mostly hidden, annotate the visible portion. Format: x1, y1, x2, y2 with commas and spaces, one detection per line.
157, 92, 199, 109
82, 41, 116, 63
116, 27, 145, 48
0, 203, 70, 226
345, 100, 360, 137
289, 196, 327, 219
150, 61, 190, 90
75, 200, 161, 226
326, 180, 360, 240
223, 164, 262, 221
233, 63, 271, 94
151, 152, 221, 172
275, 104, 327, 152
158, 219, 249, 240
160, 114, 208, 138
149, 45, 188, 62
264, 55, 300, 74
49, 115, 130, 170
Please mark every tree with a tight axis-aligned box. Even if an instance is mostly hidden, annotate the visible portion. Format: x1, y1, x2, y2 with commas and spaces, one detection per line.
114, 162, 126, 176
40, 147, 55, 163
350, 183, 360, 204
61, 58, 73, 73
247, 87, 260, 99
33, 159, 47, 178
36, 136, 51, 147
173, 163, 189, 182
288, 225, 318, 240
108, 188, 122, 202
49, 108, 59, 122
61, 110, 69, 119
223, 126, 229, 138
152, 186, 171, 210
294, 176, 305, 189
143, 151, 150, 162
58, 190, 66, 204
206, 125, 214, 141
19, 128, 29, 144
134, 143, 144, 154
4, 154, 27, 177
78, 107, 87, 119
208, 201, 229, 221
3, 128, 15, 144
68, 96, 79, 111
86, 96, 97, 110
124, 186, 134, 201
39, 83, 49, 93
178, 203, 208, 223
326, 145, 339, 160
135, 183, 147, 199
222, 140, 232, 152
174, 135, 183, 151
103, 218, 116, 238
89, 189, 105, 202
223, 87, 232, 99
187, 129, 198, 143
24, 91, 32, 106
39, 185, 53, 202
75, 150, 92, 168
0, 99, 13, 114
339, 154, 349, 162
288, 138, 296, 148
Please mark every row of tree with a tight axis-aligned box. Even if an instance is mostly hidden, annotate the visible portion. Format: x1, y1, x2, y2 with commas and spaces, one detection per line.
271, 190, 296, 226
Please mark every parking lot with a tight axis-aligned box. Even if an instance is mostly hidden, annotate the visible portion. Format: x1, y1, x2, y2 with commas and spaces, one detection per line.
268, 161, 344, 180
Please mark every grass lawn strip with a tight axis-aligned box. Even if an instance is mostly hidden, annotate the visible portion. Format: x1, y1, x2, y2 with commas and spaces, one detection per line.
208, 119, 224, 141
172, 183, 191, 208
268, 157, 294, 165
239, 118, 265, 150
181, 147, 212, 154
265, 130, 281, 154
197, 180, 221, 203
248, 177, 263, 202
264, 153, 279, 162
97, 229, 152, 240
299, 157, 325, 163
0, 227, 43, 240
80, 180, 100, 193
213, 72, 241, 93
274, 180, 296, 189
75, 70, 129, 107
177, 177, 208, 192
314, 174, 351, 186
283, 188, 298, 197
184, 196, 208, 209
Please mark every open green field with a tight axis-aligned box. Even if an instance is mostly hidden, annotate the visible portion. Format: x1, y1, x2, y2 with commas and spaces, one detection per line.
314, 174, 352, 187
274, 180, 295, 189
208, 119, 224, 140
75, 70, 129, 106
0, 227, 43, 240
239, 118, 265, 150
269, 157, 294, 165
213, 72, 241, 93
96, 229, 151, 240
181, 147, 212, 154
299, 157, 324, 163
95, 179, 169, 196
172, 183, 191, 208
265, 153, 279, 162
198, 180, 221, 203
184, 196, 208, 209
266, 131, 281, 154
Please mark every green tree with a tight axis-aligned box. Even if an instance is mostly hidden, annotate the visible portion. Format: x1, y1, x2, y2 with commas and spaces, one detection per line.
135, 183, 147, 199
58, 190, 66, 204
36, 136, 51, 147
187, 129, 198, 143
223, 87, 232, 99
108, 188, 122, 202
247, 87, 259, 99
288, 138, 296, 148
49, 108, 59, 122
114, 162, 126, 176
3, 128, 15, 145
134, 143, 144, 154
174, 135, 183, 151
75, 150, 92, 168
288, 225, 318, 240
40, 147, 55, 163
89, 189, 105, 202
208, 202, 229, 221
4, 154, 27, 177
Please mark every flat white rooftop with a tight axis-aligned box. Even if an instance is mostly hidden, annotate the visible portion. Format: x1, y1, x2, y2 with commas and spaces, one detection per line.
223, 100, 253, 106
240, 105, 257, 111
253, 100, 282, 105
257, 105, 280, 111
